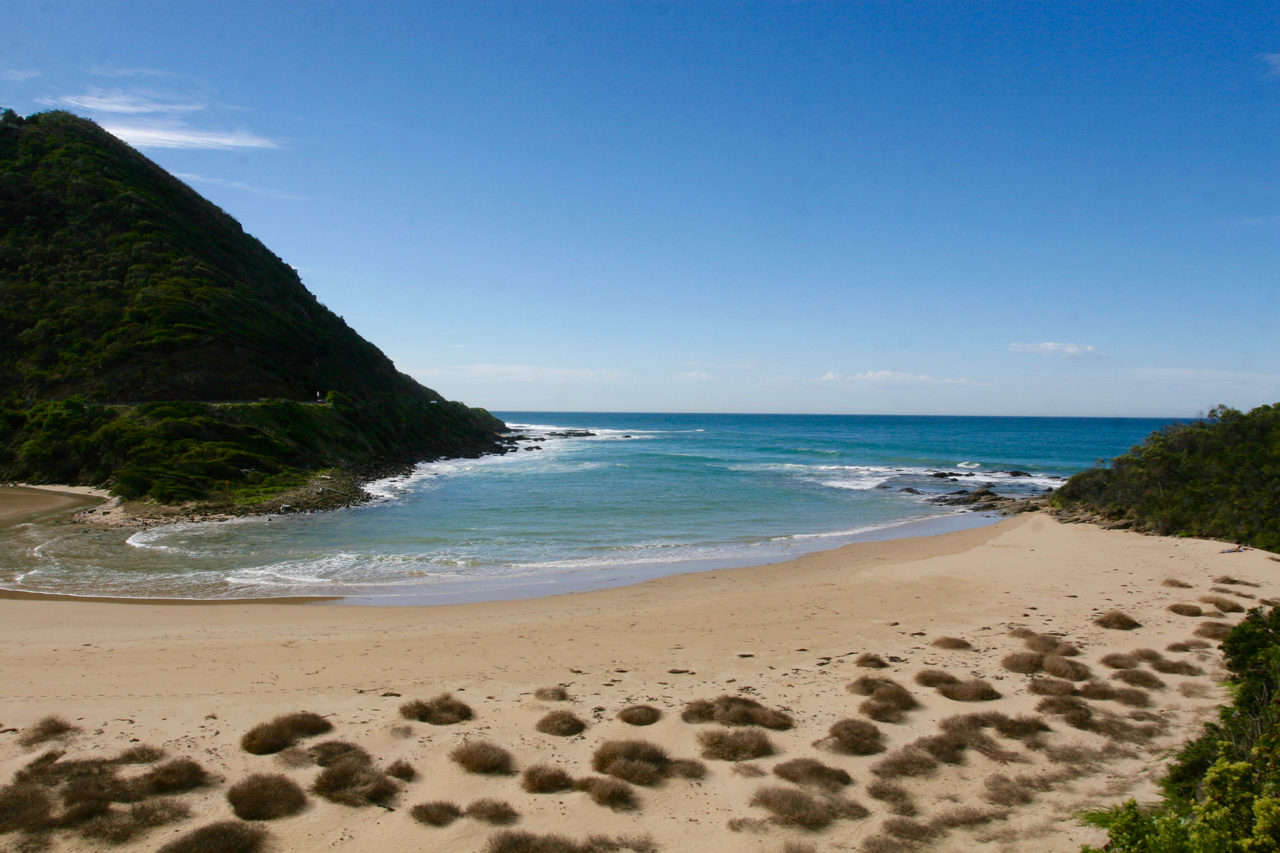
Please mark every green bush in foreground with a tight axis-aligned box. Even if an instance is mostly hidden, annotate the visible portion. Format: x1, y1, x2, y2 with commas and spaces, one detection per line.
1053, 404, 1280, 552
1080, 606, 1280, 852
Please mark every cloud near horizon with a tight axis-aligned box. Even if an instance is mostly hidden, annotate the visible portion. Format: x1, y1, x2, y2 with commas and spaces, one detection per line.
1008, 342, 1103, 359
1, 69, 41, 82
821, 370, 975, 385
416, 364, 628, 384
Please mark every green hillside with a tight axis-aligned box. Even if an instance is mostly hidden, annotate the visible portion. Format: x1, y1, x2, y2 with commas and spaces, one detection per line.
0, 108, 505, 504
1052, 404, 1280, 551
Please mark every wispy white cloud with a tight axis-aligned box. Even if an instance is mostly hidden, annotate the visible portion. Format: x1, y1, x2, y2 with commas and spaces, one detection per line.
1262, 54, 1280, 78
88, 66, 173, 78
416, 364, 627, 384
821, 370, 976, 385
41, 87, 203, 115
1008, 342, 1103, 359
174, 172, 301, 199
0, 69, 40, 82
104, 123, 280, 150
673, 371, 715, 381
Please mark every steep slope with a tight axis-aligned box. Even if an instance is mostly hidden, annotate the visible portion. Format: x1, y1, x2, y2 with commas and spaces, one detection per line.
0, 109, 505, 503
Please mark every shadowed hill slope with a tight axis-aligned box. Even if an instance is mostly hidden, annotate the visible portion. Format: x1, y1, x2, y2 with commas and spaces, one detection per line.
0, 109, 505, 503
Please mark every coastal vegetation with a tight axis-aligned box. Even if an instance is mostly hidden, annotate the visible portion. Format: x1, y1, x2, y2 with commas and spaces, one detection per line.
1079, 605, 1280, 852
1052, 404, 1280, 551
0, 109, 504, 505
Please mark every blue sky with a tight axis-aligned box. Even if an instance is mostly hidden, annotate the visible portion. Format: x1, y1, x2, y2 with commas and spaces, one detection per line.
4, 1, 1277, 417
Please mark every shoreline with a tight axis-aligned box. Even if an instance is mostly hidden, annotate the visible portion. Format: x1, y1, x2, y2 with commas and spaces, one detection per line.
2, 515, 1273, 852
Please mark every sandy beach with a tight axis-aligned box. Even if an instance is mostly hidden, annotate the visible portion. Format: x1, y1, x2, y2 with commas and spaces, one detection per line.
2, 497, 1275, 853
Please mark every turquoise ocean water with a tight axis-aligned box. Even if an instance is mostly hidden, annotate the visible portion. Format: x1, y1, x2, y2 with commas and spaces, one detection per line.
0, 413, 1174, 602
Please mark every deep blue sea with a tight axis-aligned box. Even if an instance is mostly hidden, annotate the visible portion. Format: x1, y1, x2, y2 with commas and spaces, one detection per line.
0, 413, 1174, 602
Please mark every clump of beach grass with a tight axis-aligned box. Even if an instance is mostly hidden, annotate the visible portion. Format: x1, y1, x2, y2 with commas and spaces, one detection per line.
386, 759, 416, 781
410, 801, 463, 827
772, 758, 852, 791
698, 728, 776, 761
1167, 603, 1203, 617
1195, 621, 1233, 640
145, 758, 208, 794
882, 816, 937, 841
1001, 651, 1044, 674
856, 653, 890, 669
1111, 668, 1166, 690
1028, 677, 1076, 696
749, 786, 848, 830
466, 799, 520, 825
1095, 611, 1142, 630
0, 783, 54, 834
1199, 595, 1244, 613
930, 637, 973, 650
18, 717, 78, 748
1167, 639, 1211, 652
522, 765, 575, 794
156, 821, 267, 853
1100, 652, 1140, 669
1212, 586, 1255, 599
910, 732, 969, 764
1214, 575, 1259, 587
536, 710, 587, 737
534, 686, 569, 701
1150, 658, 1204, 676
226, 774, 307, 821
307, 740, 370, 768
866, 779, 916, 815
451, 741, 516, 775
116, 745, 166, 764
937, 679, 1001, 702
1162, 578, 1193, 588
592, 739, 703, 784
575, 776, 639, 811
1042, 655, 1092, 681
240, 712, 332, 755
400, 694, 473, 725
870, 747, 938, 779
617, 705, 661, 726
1077, 681, 1151, 707
859, 681, 919, 723
80, 800, 190, 844
681, 695, 793, 729
914, 670, 960, 687
819, 719, 886, 755
1022, 632, 1079, 656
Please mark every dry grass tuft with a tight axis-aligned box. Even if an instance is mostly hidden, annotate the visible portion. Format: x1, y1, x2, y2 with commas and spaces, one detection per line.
1162, 578, 1193, 588
680, 695, 793, 729
592, 740, 670, 785
782, 843, 818, 853
1214, 586, 1256, 599
1035, 696, 1093, 729
856, 653, 890, 669
911, 732, 968, 764
240, 712, 332, 755
483, 830, 655, 853
575, 776, 639, 811
1001, 651, 1044, 674
668, 758, 707, 780
1199, 595, 1244, 613
536, 710, 587, 737
1195, 621, 1233, 641
1167, 603, 1203, 617
1214, 575, 1259, 587
861, 835, 914, 853
698, 728, 776, 761
18, 717, 78, 748
1133, 648, 1167, 663
146, 758, 208, 794
930, 804, 1005, 829
156, 821, 267, 853
308, 740, 370, 768
937, 679, 1001, 702
860, 682, 919, 723
311, 757, 398, 807
617, 705, 661, 726
399, 694, 473, 726
1151, 659, 1205, 676
410, 801, 463, 827
749, 786, 841, 830
983, 773, 1038, 806
0, 783, 54, 834
866, 779, 916, 815
80, 800, 189, 844
732, 763, 767, 777
1101, 652, 1140, 669
1023, 633, 1079, 656
116, 745, 165, 764
931, 637, 972, 650
1043, 655, 1092, 681
1111, 669, 1166, 690
821, 718, 886, 755
466, 798, 520, 825
1028, 677, 1077, 696
848, 675, 897, 695
534, 686, 569, 701
522, 765, 576, 794
1168, 639, 1212, 652
1179, 682, 1215, 698
386, 759, 416, 781
914, 669, 960, 687
871, 747, 938, 779
451, 741, 516, 775
227, 774, 307, 821
772, 758, 852, 791
1095, 610, 1142, 630
1078, 681, 1150, 707
882, 816, 937, 841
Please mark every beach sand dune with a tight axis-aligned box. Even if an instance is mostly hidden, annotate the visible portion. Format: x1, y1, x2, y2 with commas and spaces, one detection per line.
2, 513, 1274, 853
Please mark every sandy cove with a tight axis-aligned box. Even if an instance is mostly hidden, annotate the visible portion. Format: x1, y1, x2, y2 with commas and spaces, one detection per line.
2, 512, 1276, 853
